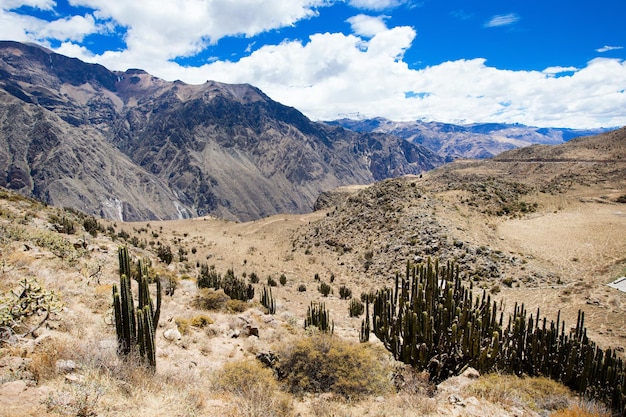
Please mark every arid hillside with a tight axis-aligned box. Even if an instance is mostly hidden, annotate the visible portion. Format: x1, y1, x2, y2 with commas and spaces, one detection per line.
0, 127, 625, 417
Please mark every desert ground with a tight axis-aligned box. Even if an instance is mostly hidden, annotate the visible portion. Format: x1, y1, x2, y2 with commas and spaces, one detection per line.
0, 170, 624, 416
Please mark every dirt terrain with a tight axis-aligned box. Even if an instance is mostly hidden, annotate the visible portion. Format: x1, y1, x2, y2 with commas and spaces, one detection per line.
1, 129, 625, 416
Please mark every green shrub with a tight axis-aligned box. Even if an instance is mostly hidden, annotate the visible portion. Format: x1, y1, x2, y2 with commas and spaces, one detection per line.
156, 245, 173, 264
318, 282, 332, 297
278, 334, 392, 398
339, 285, 352, 299
348, 299, 364, 317
194, 288, 229, 310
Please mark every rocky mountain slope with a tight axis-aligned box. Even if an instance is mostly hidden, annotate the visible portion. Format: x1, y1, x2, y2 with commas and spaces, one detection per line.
0, 41, 442, 222
327, 117, 609, 160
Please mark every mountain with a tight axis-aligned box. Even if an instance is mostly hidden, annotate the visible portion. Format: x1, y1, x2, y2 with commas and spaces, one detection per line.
0, 41, 443, 222
326, 117, 609, 160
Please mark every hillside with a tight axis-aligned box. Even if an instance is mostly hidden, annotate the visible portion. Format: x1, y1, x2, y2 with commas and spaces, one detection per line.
0, 41, 442, 222
1, 128, 625, 416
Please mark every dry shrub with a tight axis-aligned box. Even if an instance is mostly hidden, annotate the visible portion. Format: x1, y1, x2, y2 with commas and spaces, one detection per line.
190, 314, 213, 328
278, 334, 393, 399
466, 373, 573, 412
29, 336, 75, 382
175, 318, 191, 335
195, 288, 229, 310
551, 402, 611, 417
226, 299, 249, 313
213, 359, 293, 417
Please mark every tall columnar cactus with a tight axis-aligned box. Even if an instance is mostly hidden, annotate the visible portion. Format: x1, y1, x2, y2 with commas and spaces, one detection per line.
359, 298, 370, 343
305, 302, 333, 334
371, 257, 626, 414
112, 246, 161, 369
260, 286, 276, 314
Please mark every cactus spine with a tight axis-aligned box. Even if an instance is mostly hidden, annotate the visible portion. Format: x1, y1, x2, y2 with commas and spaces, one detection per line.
112, 246, 161, 369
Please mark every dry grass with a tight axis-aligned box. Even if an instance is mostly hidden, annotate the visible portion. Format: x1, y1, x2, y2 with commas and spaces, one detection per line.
551, 402, 611, 417
466, 373, 573, 412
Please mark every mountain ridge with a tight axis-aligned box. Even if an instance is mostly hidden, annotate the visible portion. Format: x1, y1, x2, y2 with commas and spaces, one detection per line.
326, 117, 610, 160
0, 41, 442, 221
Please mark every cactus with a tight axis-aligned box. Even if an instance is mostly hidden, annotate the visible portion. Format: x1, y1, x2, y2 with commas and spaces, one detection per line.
112, 246, 161, 369
260, 286, 276, 314
370, 257, 626, 414
305, 302, 333, 334
359, 298, 370, 343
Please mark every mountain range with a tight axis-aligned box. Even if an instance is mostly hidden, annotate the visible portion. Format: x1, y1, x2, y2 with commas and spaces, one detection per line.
326, 117, 609, 161
0, 41, 440, 222
0, 40, 616, 223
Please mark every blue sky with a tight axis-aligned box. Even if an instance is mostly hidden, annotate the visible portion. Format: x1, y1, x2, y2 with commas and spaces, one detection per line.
1, 0, 625, 128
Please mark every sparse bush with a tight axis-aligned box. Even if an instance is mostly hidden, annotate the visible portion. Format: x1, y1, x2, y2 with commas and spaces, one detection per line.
195, 288, 229, 310
156, 244, 173, 264
190, 314, 213, 328
318, 282, 332, 297
175, 318, 191, 335
278, 334, 393, 398
297, 284, 307, 292
348, 299, 364, 317
226, 299, 249, 313
279, 274, 287, 286
267, 276, 278, 287
213, 360, 293, 417
249, 272, 260, 284
339, 285, 352, 300
82, 216, 102, 237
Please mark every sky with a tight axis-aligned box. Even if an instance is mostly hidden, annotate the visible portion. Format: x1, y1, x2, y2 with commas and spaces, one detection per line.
1, 0, 625, 129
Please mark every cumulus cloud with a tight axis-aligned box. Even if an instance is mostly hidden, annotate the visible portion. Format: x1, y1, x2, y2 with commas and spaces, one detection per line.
1, 1, 625, 129
39, 14, 100, 42
347, 14, 388, 37
596, 45, 623, 53
484, 13, 520, 28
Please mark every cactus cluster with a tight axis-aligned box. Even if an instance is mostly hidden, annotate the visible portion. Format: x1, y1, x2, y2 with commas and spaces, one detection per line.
112, 246, 161, 369
305, 302, 334, 334
260, 286, 276, 314
197, 264, 254, 301
372, 258, 626, 414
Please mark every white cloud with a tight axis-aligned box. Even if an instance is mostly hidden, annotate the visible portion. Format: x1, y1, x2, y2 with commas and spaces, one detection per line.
1, 1, 625, 129
348, 0, 406, 11
542, 66, 578, 76
347, 14, 388, 37
484, 13, 520, 28
39, 14, 100, 42
0, 0, 55, 10
596, 45, 623, 53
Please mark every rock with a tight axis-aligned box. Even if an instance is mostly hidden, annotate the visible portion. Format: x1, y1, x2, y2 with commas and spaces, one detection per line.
163, 328, 182, 341
460, 367, 480, 379
243, 325, 259, 337
55, 359, 77, 373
